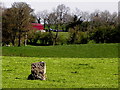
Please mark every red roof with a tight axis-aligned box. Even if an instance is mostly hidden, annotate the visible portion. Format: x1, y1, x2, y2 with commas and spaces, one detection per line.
32, 23, 44, 30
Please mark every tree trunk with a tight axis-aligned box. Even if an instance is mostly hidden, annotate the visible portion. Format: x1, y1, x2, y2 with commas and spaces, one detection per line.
37, 18, 41, 24
53, 29, 58, 46
11, 36, 15, 46
24, 33, 27, 46
18, 32, 21, 47
53, 24, 58, 46
11, 39, 15, 46
44, 19, 46, 29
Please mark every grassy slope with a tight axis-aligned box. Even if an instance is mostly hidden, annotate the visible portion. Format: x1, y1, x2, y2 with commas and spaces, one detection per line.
2, 43, 118, 58
2, 56, 118, 88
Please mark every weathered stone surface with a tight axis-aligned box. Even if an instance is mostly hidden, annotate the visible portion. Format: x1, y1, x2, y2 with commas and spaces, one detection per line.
28, 61, 46, 80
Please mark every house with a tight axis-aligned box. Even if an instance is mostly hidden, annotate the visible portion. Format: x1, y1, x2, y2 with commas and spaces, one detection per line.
32, 23, 46, 32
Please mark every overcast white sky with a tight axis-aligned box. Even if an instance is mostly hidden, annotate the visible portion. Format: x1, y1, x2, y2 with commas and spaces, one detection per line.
1, 0, 119, 14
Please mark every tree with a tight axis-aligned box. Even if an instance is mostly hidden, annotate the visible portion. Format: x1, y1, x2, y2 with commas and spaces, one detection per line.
36, 12, 41, 24
0, 3, 3, 46
109, 12, 117, 26
2, 8, 16, 46
11, 2, 34, 46
67, 15, 83, 44
73, 8, 90, 22
54, 4, 71, 30
36, 10, 49, 29
2, 2, 34, 46
51, 4, 71, 45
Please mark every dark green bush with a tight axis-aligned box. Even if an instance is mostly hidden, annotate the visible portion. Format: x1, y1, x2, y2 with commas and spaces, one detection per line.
68, 27, 88, 44
89, 26, 120, 43
27, 30, 40, 45
39, 32, 53, 45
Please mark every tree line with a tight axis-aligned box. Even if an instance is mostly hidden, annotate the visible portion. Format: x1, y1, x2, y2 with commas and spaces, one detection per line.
2, 2, 120, 46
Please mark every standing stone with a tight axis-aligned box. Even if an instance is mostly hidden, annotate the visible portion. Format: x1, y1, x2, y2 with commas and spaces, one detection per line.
28, 61, 46, 80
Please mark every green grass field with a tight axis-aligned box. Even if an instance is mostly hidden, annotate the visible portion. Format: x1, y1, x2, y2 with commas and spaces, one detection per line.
2, 56, 118, 88
2, 43, 118, 58
2, 44, 119, 88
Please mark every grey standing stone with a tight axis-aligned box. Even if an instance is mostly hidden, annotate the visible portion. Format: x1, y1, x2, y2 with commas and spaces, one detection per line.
28, 61, 46, 80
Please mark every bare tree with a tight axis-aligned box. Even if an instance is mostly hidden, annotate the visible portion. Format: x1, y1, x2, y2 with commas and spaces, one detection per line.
55, 4, 70, 29
81, 11, 90, 21
49, 4, 71, 45
100, 10, 111, 25
36, 10, 49, 28
73, 8, 82, 18
90, 10, 100, 21
36, 12, 41, 23
46, 11, 58, 45
109, 12, 118, 25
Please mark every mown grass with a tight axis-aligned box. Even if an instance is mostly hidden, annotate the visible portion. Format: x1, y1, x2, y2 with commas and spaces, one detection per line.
2, 44, 119, 88
2, 56, 118, 88
2, 43, 118, 58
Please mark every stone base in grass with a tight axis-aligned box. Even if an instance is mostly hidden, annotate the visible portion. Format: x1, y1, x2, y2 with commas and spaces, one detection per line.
28, 61, 46, 80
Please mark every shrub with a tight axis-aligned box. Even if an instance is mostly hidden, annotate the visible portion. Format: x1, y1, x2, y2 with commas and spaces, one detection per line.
56, 35, 68, 45
88, 40, 96, 44
27, 30, 40, 45
89, 26, 120, 43
68, 27, 88, 44
39, 32, 53, 45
